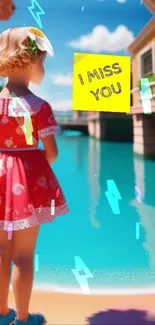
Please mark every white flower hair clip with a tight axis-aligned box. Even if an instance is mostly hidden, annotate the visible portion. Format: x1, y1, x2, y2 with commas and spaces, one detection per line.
27, 27, 54, 57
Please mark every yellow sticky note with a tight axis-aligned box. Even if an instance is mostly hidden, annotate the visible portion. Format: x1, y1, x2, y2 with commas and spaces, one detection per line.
72, 53, 131, 113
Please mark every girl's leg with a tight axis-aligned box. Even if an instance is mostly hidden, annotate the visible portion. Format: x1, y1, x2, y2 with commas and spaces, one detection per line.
0, 230, 12, 315
12, 226, 40, 321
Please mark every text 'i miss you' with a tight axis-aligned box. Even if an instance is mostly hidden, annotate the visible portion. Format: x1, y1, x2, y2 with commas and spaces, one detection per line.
78, 63, 122, 101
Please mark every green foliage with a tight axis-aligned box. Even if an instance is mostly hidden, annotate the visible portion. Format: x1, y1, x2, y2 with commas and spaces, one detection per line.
137, 75, 155, 88
0, 78, 5, 92
28, 38, 37, 57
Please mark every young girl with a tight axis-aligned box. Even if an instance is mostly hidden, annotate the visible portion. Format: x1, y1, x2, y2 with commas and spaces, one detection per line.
0, 27, 69, 325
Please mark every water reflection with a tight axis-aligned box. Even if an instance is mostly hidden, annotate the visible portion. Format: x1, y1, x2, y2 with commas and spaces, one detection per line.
130, 156, 155, 270
88, 135, 155, 274
74, 135, 84, 170
88, 138, 101, 228
38, 133, 155, 289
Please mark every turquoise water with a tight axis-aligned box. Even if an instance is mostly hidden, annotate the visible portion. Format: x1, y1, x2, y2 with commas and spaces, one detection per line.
35, 133, 155, 294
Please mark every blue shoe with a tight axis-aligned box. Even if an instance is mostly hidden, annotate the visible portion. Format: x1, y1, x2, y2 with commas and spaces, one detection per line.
14, 313, 45, 325
0, 309, 16, 325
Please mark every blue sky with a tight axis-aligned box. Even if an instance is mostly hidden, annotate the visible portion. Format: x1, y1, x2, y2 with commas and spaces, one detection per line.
0, 0, 153, 110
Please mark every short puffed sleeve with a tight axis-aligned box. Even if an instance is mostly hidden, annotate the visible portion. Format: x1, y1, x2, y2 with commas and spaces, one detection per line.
37, 102, 60, 139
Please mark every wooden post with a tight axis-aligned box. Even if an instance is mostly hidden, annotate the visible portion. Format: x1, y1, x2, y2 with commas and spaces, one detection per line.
133, 114, 155, 158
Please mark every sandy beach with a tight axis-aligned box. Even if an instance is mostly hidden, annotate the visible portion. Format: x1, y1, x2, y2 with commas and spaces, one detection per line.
8, 290, 155, 324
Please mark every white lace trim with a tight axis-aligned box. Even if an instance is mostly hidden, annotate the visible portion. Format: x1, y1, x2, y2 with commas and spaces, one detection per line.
38, 126, 60, 138
0, 147, 38, 151
0, 204, 69, 231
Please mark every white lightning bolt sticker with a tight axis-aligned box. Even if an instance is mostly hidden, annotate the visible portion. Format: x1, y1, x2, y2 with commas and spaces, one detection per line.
8, 222, 13, 240
72, 256, 93, 295
105, 179, 122, 215
27, 0, 45, 29
140, 78, 152, 114
8, 93, 33, 145
134, 186, 142, 203
34, 254, 39, 271
51, 199, 55, 215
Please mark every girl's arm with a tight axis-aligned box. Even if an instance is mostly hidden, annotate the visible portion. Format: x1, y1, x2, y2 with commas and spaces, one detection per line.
41, 135, 58, 164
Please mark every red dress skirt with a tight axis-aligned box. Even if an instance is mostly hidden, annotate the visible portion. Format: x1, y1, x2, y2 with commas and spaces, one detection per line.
0, 95, 69, 231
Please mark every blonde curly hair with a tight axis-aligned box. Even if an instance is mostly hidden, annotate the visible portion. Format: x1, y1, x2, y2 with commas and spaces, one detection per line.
0, 27, 44, 78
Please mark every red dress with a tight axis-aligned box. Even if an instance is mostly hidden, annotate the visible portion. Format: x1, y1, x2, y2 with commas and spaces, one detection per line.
0, 94, 69, 231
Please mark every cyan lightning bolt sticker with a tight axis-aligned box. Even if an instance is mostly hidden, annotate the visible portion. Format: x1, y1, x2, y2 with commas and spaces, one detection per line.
136, 222, 140, 240
27, 0, 45, 29
72, 256, 93, 295
140, 78, 152, 114
105, 179, 122, 214
8, 93, 33, 145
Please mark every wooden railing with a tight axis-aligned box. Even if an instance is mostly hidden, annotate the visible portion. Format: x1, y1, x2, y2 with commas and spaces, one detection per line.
54, 111, 88, 125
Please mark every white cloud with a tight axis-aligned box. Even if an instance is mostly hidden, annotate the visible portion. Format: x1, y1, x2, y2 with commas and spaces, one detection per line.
68, 25, 134, 52
51, 99, 72, 111
98, 0, 126, 2
29, 83, 72, 111
116, 0, 126, 3
29, 83, 52, 102
51, 73, 73, 86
